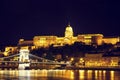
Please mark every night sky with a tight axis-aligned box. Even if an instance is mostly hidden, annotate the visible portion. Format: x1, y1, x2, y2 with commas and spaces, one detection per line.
0, 0, 120, 47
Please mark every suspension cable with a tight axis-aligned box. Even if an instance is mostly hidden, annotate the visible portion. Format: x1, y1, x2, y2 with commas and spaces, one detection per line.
0, 53, 19, 59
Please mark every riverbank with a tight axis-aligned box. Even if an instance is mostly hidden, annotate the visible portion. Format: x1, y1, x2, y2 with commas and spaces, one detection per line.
66, 66, 120, 71
1, 66, 120, 71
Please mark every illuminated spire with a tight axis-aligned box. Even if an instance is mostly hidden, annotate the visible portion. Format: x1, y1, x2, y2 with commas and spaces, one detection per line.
68, 22, 71, 26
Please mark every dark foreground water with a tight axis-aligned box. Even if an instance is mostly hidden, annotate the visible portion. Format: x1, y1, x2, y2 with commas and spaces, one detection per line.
0, 69, 120, 80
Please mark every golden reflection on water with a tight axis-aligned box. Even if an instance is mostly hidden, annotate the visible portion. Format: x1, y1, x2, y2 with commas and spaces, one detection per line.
87, 70, 92, 79
110, 71, 114, 80
79, 70, 85, 79
18, 70, 74, 80
103, 70, 106, 80
95, 70, 98, 79
0, 69, 120, 80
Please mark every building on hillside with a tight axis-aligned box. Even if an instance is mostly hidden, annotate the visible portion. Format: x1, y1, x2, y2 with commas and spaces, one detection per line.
18, 39, 35, 50
84, 53, 119, 66
77, 34, 103, 45
103, 37, 120, 44
33, 24, 120, 48
3, 24, 120, 55
33, 36, 57, 48
33, 24, 75, 48
3, 46, 18, 56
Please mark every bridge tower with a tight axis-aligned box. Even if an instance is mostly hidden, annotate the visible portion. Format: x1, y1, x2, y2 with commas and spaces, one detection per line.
18, 49, 30, 70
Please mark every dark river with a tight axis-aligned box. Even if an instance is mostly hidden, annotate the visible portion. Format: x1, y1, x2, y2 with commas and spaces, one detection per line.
0, 69, 120, 80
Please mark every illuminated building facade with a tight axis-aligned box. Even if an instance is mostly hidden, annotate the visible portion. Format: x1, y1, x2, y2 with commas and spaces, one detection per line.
3, 46, 17, 56
3, 24, 120, 54
33, 24, 120, 48
33, 36, 57, 47
33, 24, 76, 48
85, 54, 119, 66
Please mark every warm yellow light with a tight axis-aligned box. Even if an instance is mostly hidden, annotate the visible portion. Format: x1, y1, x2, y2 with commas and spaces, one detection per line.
95, 70, 98, 79
110, 71, 114, 80
65, 24, 73, 38
87, 70, 92, 79
79, 58, 84, 65
103, 70, 106, 80
71, 57, 74, 61
79, 70, 85, 79
80, 58, 84, 61
3, 52, 8, 56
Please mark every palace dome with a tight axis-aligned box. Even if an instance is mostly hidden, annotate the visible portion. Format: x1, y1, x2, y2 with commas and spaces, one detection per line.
65, 24, 73, 38
65, 24, 73, 32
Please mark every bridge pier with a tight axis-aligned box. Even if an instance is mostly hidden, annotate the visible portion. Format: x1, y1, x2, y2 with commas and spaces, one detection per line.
18, 49, 30, 70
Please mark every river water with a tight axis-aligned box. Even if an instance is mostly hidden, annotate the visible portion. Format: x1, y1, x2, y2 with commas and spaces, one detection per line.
0, 69, 120, 80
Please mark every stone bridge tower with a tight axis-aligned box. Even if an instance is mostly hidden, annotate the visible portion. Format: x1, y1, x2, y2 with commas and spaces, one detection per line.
18, 49, 30, 70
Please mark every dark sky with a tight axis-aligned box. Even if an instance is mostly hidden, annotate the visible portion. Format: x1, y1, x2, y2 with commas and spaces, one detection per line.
0, 0, 120, 47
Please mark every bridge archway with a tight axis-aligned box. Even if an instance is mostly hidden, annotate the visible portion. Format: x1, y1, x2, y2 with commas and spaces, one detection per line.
18, 49, 30, 70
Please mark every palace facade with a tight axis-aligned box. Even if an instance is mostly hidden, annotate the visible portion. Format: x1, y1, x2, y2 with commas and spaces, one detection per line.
3, 24, 120, 56
32, 24, 119, 47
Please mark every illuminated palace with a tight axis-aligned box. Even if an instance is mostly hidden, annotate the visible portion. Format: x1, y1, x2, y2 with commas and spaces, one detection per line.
4, 24, 120, 55
33, 24, 119, 47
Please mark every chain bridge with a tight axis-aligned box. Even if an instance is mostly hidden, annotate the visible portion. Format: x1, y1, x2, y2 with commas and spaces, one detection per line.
0, 49, 70, 70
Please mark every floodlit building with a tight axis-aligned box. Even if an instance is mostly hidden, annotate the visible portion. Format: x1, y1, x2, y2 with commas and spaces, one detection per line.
33, 24, 76, 48
18, 39, 35, 50
4, 24, 120, 53
77, 34, 103, 45
3, 46, 18, 56
33, 36, 57, 48
33, 24, 120, 48
85, 53, 119, 66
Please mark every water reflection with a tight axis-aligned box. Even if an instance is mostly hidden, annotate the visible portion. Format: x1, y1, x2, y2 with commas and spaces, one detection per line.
110, 71, 114, 80
0, 69, 120, 80
79, 70, 85, 79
